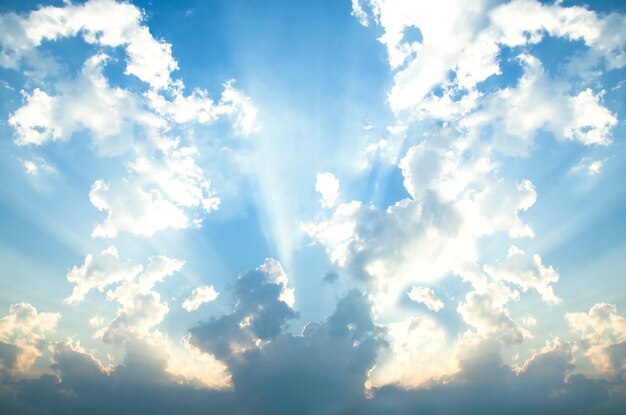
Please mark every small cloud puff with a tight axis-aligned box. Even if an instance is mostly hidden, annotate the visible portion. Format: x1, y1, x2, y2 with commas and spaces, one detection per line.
183, 286, 219, 312
315, 172, 340, 208
407, 286, 444, 312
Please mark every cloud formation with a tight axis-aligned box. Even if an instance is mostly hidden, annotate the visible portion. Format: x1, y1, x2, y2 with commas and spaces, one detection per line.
182, 286, 219, 312
0, 0, 625, 414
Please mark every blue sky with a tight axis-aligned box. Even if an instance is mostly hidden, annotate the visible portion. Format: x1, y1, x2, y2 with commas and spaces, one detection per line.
0, 0, 625, 413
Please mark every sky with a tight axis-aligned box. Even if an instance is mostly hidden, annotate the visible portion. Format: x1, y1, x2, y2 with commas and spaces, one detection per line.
0, 0, 625, 413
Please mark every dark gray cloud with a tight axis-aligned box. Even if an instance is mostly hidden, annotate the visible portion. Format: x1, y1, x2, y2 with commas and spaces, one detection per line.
1, 265, 625, 414
323, 270, 339, 284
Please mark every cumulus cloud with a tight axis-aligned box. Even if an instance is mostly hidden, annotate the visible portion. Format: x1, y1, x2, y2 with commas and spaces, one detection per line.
9, 54, 162, 152
0, 0, 178, 89
2, 290, 624, 414
0, 303, 60, 375
457, 281, 525, 345
364, 0, 626, 116
190, 259, 298, 360
3, 0, 257, 239
483, 245, 561, 305
66, 248, 230, 389
303, 131, 538, 314
146, 79, 258, 135
97, 255, 184, 344
65, 245, 143, 304
182, 286, 219, 312
89, 143, 221, 238
566, 303, 626, 377
462, 55, 617, 154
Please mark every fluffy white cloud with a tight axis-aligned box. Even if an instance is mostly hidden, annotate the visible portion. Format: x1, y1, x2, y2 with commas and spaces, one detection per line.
351, 0, 369, 27
4, 1, 259, 241
182, 286, 219, 312
571, 157, 606, 177
315, 172, 340, 208
407, 286, 444, 312
69, 248, 229, 389
0, 303, 60, 374
90, 179, 190, 238
9, 53, 163, 153
94, 255, 183, 344
463, 55, 617, 154
146, 80, 258, 135
0, 0, 178, 89
483, 245, 561, 305
304, 132, 538, 314
65, 245, 143, 305
566, 303, 626, 376
457, 281, 525, 345
90, 143, 220, 238
363, 0, 626, 116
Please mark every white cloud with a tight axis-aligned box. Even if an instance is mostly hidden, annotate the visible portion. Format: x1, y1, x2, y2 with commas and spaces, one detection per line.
407, 286, 444, 312
146, 79, 258, 135
22, 157, 56, 176
463, 55, 617, 154
0, 303, 61, 374
69, 248, 229, 389
90, 179, 189, 238
4, 1, 261, 242
90, 143, 220, 238
457, 282, 525, 344
315, 172, 340, 208
351, 0, 369, 27
304, 133, 538, 314
65, 245, 143, 305
483, 245, 561, 305
0, 0, 178, 89
96, 255, 184, 344
9, 54, 162, 153
365, 0, 626, 116
588, 160, 604, 176
571, 157, 606, 177
182, 286, 219, 312
566, 303, 626, 376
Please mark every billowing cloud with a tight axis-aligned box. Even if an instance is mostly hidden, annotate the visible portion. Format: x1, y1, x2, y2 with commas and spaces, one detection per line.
483, 245, 561, 305
0, 303, 60, 375
4, 0, 256, 239
566, 303, 626, 377
189, 259, 298, 360
89, 143, 221, 238
0, 0, 625, 413
9, 53, 162, 151
0, 0, 177, 89
65, 245, 143, 305
303, 131, 538, 314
